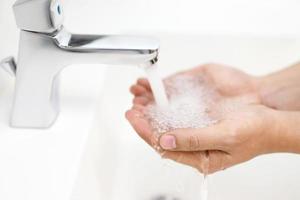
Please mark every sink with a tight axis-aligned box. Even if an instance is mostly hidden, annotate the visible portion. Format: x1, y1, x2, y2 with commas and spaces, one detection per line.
1, 35, 300, 200
0, 64, 107, 200
72, 35, 300, 200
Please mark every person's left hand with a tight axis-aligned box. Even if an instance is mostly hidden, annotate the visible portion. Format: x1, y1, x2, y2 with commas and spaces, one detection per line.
127, 98, 281, 174
125, 64, 281, 174
128, 63, 261, 107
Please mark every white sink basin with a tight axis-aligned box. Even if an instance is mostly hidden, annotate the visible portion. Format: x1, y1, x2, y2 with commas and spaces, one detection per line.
0, 65, 107, 200
1, 35, 300, 200
72, 35, 300, 200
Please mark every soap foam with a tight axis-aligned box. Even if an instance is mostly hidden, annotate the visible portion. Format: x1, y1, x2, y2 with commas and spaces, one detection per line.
145, 74, 218, 200
145, 74, 218, 135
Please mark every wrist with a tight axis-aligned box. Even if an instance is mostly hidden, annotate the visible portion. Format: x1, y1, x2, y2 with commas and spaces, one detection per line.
255, 74, 282, 109
258, 108, 283, 154
272, 111, 300, 154
254, 63, 300, 110
260, 109, 300, 154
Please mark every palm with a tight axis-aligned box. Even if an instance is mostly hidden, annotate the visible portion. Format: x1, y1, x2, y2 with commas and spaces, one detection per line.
126, 64, 262, 173
130, 64, 260, 107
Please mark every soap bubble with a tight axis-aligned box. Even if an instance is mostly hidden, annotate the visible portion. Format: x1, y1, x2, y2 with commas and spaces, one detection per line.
144, 74, 220, 200
145, 74, 219, 152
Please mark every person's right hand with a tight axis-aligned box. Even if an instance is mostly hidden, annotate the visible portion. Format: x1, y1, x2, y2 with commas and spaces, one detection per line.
126, 63, 300, 174
156, 104, 280, 174
130, 63, 261, 107
127, 95, 300, 174
132, 62, 300, 112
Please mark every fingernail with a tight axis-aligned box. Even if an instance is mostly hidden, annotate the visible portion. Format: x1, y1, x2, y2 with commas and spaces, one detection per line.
160, 135, 176, 150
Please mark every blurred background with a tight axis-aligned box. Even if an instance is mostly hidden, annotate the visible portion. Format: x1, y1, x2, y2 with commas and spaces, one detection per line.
1, 1, 300, 200
65, 0, 300, 36
1, 0, 300, 58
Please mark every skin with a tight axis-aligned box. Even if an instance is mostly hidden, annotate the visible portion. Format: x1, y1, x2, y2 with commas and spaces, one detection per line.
258, 62, 300, 110
126, 63, 300, 174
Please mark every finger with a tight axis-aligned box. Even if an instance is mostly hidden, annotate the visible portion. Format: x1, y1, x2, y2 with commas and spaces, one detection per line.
137, 78, 152, 91
163, 150, 232, 174
125, 109, 157, 147
161, 151, 209, 174
133, 96, 151, 106
130, 85, 149, 96
159, 122, 228, 151
162, 151, 221, 174
206, 150, 232, 174
130, 84, 154, 101
131, 104, 147, 112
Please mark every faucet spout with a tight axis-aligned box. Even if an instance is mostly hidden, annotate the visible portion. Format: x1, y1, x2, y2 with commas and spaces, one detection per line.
10, 27, 159, 128
53, 28, 159, 66
8, 0, 160, 128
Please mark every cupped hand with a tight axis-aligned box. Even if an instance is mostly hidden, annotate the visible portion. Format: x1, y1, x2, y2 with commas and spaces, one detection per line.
126, 103, 278, 174
126, 64, 277, 174
129, 63, 261, 107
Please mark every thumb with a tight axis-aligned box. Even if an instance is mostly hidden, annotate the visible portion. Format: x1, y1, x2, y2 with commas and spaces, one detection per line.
159, 122, 228, 151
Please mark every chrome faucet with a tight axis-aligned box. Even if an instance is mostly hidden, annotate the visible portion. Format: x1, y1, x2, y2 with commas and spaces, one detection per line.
0, 0, 159, 129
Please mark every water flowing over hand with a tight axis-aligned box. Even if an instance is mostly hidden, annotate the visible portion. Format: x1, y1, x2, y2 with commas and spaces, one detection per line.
126, 63, 300, 174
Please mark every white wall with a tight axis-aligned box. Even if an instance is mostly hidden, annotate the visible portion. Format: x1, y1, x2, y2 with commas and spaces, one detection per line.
64, 0, 300, 37
2, 0, 300, 60
1, 0, 300, 58
0, 0, 300, 57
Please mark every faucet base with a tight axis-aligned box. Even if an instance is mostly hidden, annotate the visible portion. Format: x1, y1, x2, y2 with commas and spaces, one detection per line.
11, 31, 62, 128
10, 28, 159, 129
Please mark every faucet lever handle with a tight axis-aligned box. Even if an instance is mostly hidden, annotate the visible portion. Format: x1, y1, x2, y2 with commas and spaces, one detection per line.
0, 56, 17, 77
13, 0, 64, 33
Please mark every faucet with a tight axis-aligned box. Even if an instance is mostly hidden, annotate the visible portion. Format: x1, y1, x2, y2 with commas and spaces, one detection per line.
0, 0, 159, 129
